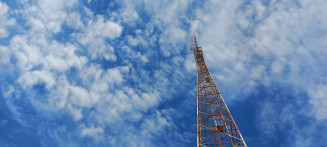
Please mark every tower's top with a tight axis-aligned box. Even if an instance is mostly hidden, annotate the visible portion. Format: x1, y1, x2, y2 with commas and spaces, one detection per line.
190, 34, 201, 52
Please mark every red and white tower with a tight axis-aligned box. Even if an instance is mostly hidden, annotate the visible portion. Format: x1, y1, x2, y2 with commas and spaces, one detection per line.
190, 35, 247, 147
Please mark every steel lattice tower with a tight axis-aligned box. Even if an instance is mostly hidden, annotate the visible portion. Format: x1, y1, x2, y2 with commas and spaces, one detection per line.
190, 35, 247, 147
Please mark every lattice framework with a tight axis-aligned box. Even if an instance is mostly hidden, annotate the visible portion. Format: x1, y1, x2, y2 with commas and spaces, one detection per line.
190, 35, 247, 147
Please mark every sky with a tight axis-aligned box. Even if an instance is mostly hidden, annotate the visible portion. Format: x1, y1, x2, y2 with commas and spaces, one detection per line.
0, 0, 327, 146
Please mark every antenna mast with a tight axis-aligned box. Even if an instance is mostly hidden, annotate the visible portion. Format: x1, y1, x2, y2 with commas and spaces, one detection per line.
190, 35, 247, 147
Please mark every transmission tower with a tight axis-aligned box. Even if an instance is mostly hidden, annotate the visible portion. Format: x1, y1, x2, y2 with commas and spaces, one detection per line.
190, 35, 247, 147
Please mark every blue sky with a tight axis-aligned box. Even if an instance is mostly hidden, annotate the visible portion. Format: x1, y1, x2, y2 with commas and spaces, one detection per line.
0, 0, 327, 146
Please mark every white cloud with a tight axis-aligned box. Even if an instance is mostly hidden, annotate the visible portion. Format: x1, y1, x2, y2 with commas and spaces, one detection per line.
191, 0, 327, 102
271, 57, 287, 74
0, 2, 15, 38
68, 105, 83, 120
66, 12, 84, 30
81, 125, 104, 138
100, 109, 174, 146
190, 20, 202, 34
93, 86, 161, 125
84, 15, 122, 40
256, 88, 327, 146
73, 15, 122, 60
127, 34, 147, 47
119, 0, 139, 23
105, 67, 124, 84
4, 85, 15, 98
69, 85, 91, 107
17, 70, 56, 90
159, 26, 187, 56
141, 110, 171, 134
44, 42, 88, 72
256, 101, 276, 138
47, 76, 70, 109
1, 0, 326, 146
10, 35, 43, 71
190, 2, 327, 146
138, 91, 160, 111
185, 54, 196, 72
308, 82, 327, 120
21, 0, 78, 34
125, 0, 191, 57
0, 45, 11, 64
2, 0, 125, 125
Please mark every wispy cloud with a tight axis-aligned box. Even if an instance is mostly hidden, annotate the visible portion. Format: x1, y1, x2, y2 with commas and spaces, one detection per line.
308, 80, 327, 120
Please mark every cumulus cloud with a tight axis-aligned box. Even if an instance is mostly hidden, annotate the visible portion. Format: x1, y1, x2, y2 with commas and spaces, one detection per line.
192, 0, 327, 101
66, 12, 84, 30
1, 0, 174, 144
191, 0, 327, 145
20, 0, 78, 34
2, 0, 121, 118
118, 0, 139, 23
0, 2, 15, 38
72, 14, 122, 60
18, 70, 56, 89
1, 0, 326, 146
81, 125, 104, 138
